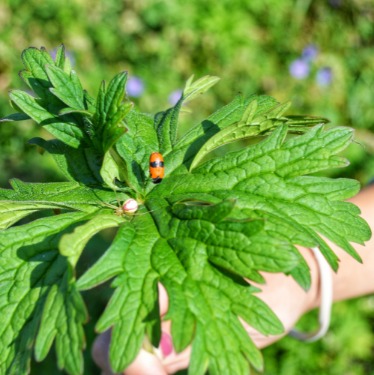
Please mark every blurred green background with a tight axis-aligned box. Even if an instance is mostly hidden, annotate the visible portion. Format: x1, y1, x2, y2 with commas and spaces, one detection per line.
0, 0, 373, 374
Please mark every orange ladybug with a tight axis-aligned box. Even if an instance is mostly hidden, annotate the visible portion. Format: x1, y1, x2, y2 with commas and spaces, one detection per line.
149, 152, 164, 184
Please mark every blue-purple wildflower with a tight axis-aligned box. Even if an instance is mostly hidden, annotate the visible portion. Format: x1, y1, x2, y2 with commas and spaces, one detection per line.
289, 59, 310, 79
302, 44, 318, 62
168, 89, 183, 105
328, 0, 342, 8
126, 76, 145, 98
316, 67, 333, 86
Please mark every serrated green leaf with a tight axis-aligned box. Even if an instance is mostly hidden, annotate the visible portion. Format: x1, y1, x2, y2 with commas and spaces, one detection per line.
164, 283, 195, 352
167, 199, 300, 281
29, 138, 103, 185
0, 179, 120, 215
46, 65, 85, 110
178, 94, 279, 149
155, 125, 371, 273
164, 94, 279, 177
103, 102, 132, 151
21, 46, 54, 79
189, 100, 304, 170
60, 213, 125, 267
0, 112, 30, 122
58, 108, 93, 116
92, 72, 132, 153
9, 46, 99, 153
95, 213, 160, 372
0, 173, 130, 374
150, 239, 267, 374
288, 257, 312, 291
100, 150, 121, 189
155, 76, 219, 155
0, 212, 89, 374
19, 47, 74, 129
265, 101, 291, 118
54, 45, 66, 70
104, 72, 128, 118
154, 102, 182, 154
83, 90, 96, 113
77, 223, 135, 290
115, 109, 159, 191
284, 114, 330, 129
0, 200, 62, 230
172, 199, 236, 222
183, 75, 220, 104
9, 90, 84, 148
140, 197, 288, 372
34, 271, 87, 375
2, 57, 372, 375
240, 98, 258, 124
20, 47, 55, 100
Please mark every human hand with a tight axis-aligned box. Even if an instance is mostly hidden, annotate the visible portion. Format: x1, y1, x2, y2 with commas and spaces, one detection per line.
92, 247, 320, 375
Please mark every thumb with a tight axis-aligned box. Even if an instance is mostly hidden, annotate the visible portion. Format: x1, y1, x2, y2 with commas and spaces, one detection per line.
92, 330, 168, 375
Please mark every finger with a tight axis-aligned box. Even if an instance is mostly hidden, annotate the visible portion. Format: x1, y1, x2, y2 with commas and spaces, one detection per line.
162, 346, 191, 375
92, 284, 170, 374
157, 284, 191, 373
92, 330, 168, 375
124, 349, 168, 375
158, 320, 191, 374
158, 283, 169, 316
93, 283, 190, 374
92, 330, 114, 375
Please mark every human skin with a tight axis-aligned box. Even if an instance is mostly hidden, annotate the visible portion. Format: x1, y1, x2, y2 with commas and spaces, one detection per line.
92, 184, 374, 375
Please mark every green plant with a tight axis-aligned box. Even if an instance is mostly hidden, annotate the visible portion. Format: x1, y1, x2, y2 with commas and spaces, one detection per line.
258, 297, 374, 375
0, 45, 371, 375
2, 1, 374, 188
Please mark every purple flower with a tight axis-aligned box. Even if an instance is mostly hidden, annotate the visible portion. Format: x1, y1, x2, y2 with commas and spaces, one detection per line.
328, 0, 342, 8
302, 44, 318, 62
50, 49, 57, 60
126, 76, 145, 97
289, 59, 310, 79
168, 89, 183, 105
316, 67, 333, 86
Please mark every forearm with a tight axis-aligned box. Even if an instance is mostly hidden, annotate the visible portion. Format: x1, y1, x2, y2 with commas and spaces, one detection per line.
329, 184, 374, 302
305, 184, 374, 312
249, 184, 374, 349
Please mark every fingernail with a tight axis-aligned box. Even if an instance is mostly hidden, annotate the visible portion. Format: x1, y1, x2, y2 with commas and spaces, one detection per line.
160, 332, 173, 357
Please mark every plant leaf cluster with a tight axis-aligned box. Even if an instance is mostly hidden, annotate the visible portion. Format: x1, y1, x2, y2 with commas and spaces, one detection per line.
0, 46, 370, 375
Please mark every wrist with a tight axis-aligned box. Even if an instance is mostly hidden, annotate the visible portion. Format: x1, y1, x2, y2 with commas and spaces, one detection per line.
298, 246, 322, 313
289, 246, 333, 342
